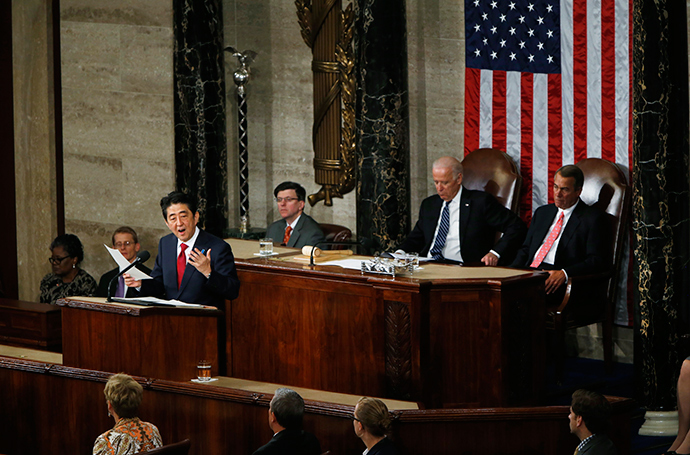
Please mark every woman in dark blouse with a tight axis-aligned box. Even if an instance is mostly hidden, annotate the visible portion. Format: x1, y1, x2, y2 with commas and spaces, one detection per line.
40, 234, 97, 304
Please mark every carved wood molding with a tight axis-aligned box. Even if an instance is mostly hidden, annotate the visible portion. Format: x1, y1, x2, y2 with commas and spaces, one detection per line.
384, 300, 413, 400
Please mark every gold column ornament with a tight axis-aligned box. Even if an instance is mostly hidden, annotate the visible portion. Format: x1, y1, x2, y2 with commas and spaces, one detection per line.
296, 0, 356, 206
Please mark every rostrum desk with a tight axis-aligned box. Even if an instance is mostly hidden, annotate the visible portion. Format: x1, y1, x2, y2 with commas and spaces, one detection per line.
56, 297, 222, 382
226, 239, 546, 409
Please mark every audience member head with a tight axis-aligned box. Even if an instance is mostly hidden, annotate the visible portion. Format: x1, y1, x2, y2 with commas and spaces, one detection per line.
269, 388, 305, 431
353, 397, 391, 438
111, 226, 141, 263
49, 234, 84, 276
273, 182, 306, 224
159, 192, 199, 243
553, 165, 584, 210
569, 389, 611, 439
431, 156, 464, 202
103, 373, 144, 419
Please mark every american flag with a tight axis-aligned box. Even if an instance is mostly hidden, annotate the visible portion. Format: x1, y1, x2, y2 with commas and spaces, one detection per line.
463, 0, 632, 324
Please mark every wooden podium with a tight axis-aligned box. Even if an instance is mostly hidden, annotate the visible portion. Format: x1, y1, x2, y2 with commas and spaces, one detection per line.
226, 240, 547, 409
57, 297, 222, 382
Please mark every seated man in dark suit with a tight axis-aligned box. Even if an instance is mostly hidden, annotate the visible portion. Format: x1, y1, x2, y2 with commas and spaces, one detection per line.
511, 165, 609, 302
569, 389, 617, 454
96, 226, 152, 298
253, 388, 321, 455
397, 156, 526, 265
124, 192, 240, 308
265, 181, 325, 249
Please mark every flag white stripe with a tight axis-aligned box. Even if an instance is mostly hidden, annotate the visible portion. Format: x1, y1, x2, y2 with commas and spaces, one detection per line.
506, 71, 522, 169
479, 69, 494, 148
532, 74, 550, 210
587, 0, 602, 158
560, 0, 575, 165
615, 0, 630, 171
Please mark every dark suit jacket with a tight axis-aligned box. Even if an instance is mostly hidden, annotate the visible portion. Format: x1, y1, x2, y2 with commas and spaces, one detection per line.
139, 229, 240, 308
95, 264, 152, 298
397, 188, 526, 265
252, 429, 321, 455
367, 437, 400, 455
511, 199, 610, 277
265, 213, 325, 249
578, 434, 617, 454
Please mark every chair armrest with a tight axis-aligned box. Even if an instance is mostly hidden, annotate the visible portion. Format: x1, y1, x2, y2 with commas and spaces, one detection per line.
554, 271, 612, 316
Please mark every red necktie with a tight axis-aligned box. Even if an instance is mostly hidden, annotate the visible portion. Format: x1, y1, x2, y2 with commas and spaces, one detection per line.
530, 212, 565, 268
177, 243, 188, 289
282, 226, 293, 246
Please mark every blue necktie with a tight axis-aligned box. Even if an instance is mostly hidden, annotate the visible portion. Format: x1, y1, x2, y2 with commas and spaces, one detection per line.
430, 202, 450, 261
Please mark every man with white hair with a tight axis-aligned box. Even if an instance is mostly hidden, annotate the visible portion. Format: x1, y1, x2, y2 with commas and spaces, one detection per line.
397, 156, 526, 265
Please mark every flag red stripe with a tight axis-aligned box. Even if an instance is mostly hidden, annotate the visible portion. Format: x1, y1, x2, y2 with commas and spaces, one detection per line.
572, 0, 588, 163
464, 68, 482, 154
600, 0, 617, 162
520, 73, 534, 223
548, 73, 563, 204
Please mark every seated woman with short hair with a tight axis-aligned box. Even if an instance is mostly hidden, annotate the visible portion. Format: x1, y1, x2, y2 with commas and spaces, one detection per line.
93, 373, 162, 455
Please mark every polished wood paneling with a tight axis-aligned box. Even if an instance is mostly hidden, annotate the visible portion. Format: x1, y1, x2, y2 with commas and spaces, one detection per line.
0, 299, 61, 350
0, 357, 635, 455
230, 257, 546, 408
57, 298, 221, 382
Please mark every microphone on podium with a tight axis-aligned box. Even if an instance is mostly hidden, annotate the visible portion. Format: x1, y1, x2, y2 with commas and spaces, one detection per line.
106, 250, 150, 302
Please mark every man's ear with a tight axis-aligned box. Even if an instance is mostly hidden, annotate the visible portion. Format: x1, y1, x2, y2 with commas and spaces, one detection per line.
576, 415, 583, 427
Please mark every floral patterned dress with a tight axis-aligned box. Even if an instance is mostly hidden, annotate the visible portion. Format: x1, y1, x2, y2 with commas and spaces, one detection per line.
92, 417, 162, 455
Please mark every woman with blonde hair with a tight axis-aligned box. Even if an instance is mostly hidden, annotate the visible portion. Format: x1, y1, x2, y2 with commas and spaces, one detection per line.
352, 397, 399, 455
93, 373, 162, 455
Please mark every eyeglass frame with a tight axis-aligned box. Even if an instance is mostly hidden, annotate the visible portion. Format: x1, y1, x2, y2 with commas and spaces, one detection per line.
113, 241, 134, 248
48, 256, 72, 265
274, 197, 300, 203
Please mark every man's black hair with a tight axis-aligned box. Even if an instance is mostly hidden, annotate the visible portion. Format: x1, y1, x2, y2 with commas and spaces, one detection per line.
160, 192, 198, 219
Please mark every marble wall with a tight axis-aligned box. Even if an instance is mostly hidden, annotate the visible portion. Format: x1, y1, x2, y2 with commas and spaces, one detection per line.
57, 0, 175, 287
12, 0, 60, 302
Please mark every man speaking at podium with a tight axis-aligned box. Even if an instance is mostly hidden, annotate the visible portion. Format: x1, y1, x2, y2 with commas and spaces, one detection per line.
124, 192, 240, 308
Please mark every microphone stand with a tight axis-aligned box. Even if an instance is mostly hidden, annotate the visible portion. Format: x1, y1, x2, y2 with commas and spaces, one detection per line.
106, 256, 146, 302
308, 240, 364, 267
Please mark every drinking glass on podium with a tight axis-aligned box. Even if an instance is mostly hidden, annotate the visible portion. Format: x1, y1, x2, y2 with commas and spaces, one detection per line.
259, 238, 273, 256
197, 360, 212, 381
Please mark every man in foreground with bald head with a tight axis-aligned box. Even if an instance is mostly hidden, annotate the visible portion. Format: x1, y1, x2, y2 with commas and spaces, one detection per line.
397, 156, 526, 265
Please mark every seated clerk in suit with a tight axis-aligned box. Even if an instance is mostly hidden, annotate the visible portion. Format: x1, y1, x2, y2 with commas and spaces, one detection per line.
95, 226, 152, 298
510, 165, 610, 303
252, 388, 322, 455
396, 156, 526, 265
265, 181, 325, 249
568, 389, 617, 455
124, 191, 240, 308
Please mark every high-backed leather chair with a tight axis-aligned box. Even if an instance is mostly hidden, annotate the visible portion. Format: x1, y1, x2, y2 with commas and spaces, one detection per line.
461, 148, 522, 213
319, 223, 353, 250
548, 158, 630, 379
140, 439, 191, 455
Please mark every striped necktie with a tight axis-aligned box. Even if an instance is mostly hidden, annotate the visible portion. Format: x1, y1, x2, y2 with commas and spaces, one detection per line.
429, 202, 450, 261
